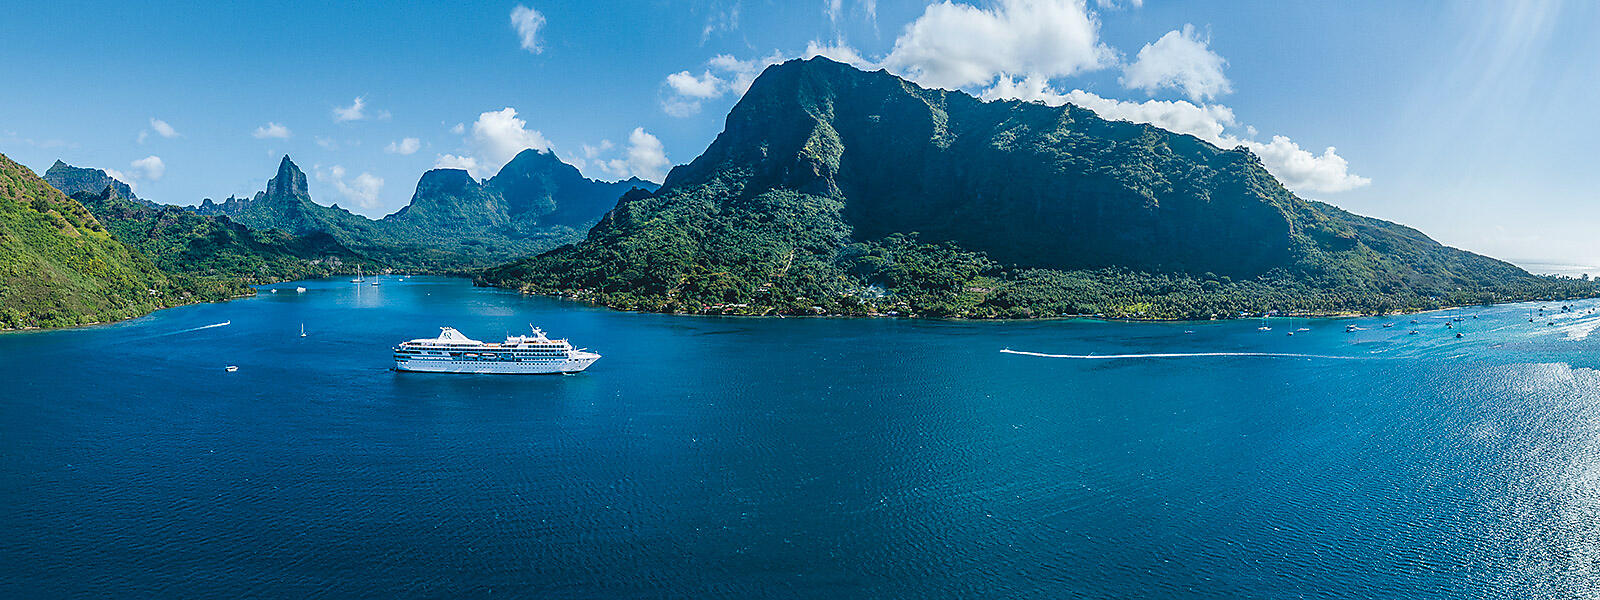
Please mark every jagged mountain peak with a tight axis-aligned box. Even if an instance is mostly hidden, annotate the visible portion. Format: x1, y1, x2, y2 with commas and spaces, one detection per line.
42, 160, 142, 203
266, 155, 309, 199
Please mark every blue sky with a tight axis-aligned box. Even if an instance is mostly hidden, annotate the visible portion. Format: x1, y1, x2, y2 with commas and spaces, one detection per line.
2, 1, 1596, 271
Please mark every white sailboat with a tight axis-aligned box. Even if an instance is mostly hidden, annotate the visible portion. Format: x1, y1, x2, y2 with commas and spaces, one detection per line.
351, 265, 364, 283
300, 323, 307, 337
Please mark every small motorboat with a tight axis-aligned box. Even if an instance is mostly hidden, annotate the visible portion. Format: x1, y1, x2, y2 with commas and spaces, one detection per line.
296, 287, 307, 293
225, 365, 239, 372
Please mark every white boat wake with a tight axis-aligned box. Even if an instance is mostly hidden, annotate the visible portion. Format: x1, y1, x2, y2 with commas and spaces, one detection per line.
999, 348, 1375, 360
161, 321, 231, 336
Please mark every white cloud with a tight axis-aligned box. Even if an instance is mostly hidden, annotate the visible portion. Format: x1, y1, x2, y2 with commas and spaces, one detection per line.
803, 41, 877, 70
659, 52, 784, 117
253, 122, 291, 139
1059, 87, 1241, 147
104, 168, 137, 193
449, 122, 465, 134
1247, 136, 1371, 193
149, 118, 179, 138
701, 4, 741, 43
333, 97, 368, 122
511, 5, 546, 54
130, 155, 165, 181
1094, 0, 1142, 8
665, 70, 725, 99
433, 154, 481, 174
315, 136, 339, 150
315, 165, 384, 209
434, 107, 551, 177
598, 128, 670, 183
472, 107, 550, 174
1120, 25, 1231, 102
569, 139, 614, 173
385, 137, 422, 155
880, 0, 1116, 90
982, 80, 1369, 194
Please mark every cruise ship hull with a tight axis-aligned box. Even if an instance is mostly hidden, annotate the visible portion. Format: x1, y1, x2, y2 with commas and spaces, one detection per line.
394, 351, 600, 374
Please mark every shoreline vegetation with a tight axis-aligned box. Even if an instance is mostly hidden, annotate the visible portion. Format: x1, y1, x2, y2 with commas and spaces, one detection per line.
11, 270, 1597, 335
481, 270, 1600, 323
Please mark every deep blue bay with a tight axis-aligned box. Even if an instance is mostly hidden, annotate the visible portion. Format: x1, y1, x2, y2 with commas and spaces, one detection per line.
4, 276, 1600, 598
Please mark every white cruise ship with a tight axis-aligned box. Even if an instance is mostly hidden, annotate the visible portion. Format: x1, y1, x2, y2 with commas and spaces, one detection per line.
393, 326, 600, 374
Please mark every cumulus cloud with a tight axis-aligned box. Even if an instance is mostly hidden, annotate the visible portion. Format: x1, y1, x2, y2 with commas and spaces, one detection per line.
434, 107, 552, 177
570, 130, 671, 183
433, 154, 481, 174
880, 0, 1116, 90
333, 97, 369, 122
665, 70, 724, 99
803, 41, 877, 70
660, 53, 784, 117
983, 79, 1369, 194
1120, 25, 1231, 101
104, 168, 137, 193
600, 128, 670, 183
511, 5, 546, 54
1246, 136, 1371, 193
252, 122, 291, 139
149, 118, 179, 139
568, 139, 615, 174
385, 137, 421, 155
314, 165, 384, 209
130, 155, 165, 181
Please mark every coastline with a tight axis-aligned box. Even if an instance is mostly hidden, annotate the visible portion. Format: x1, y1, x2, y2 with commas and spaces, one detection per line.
488, 284, 1589, 324
13, 275, 1593, 335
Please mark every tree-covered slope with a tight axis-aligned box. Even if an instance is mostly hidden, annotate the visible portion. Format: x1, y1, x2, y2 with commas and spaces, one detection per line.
480, 57, 1593, 318
0, 152, 179, 329
75, 186, 361, 284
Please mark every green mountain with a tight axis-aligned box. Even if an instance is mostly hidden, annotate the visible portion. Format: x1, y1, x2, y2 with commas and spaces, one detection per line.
43, 160, 148, 206
194, 155, 385, 246
480, 57, 1594, 318
0, 152, 178, 329
74, 185, 361, 285
197, 152, 656, 268
482, 149, 656, 229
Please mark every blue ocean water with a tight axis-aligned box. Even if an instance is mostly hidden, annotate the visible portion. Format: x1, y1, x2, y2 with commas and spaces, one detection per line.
4, 276, 1600, 598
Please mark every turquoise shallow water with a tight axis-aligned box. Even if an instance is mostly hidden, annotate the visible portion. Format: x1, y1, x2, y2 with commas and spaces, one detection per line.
4, 276, 1600, 598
